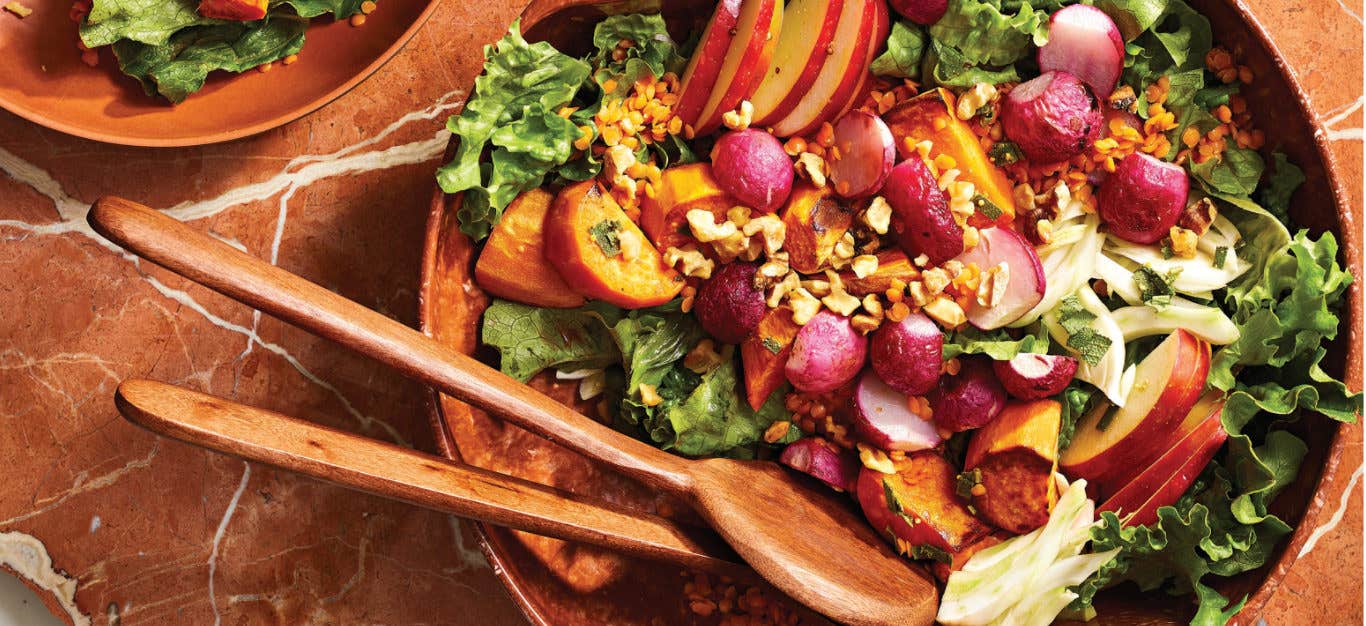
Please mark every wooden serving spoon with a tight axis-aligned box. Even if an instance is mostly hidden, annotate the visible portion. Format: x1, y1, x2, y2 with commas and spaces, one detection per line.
88, 197, 939, 626
114, 378, 748, 579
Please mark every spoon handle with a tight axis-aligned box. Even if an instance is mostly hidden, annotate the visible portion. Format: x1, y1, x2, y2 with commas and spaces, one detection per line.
88, 197, 693, 494
113, 379, 744, 577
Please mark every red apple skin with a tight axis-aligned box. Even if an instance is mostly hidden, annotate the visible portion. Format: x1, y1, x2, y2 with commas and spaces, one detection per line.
1059, 330, 1211, 495
695, 0, 784, 135
790, 0, 889, 138
675, 0, 744, 127
1099, 396, 1227, 521
770, 0, 878, 137
752, 0, 846, 127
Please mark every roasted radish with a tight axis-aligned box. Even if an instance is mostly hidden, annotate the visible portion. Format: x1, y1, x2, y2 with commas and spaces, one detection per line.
1038, 5, 1125, 98
696, 261, 767, 344
854, 369, 942, 451
950, 226, 1046, 330
870, 311, 943, 396
1097, 152, 1190, 244
992, 353, 1079, 400
889, 0, 946, 24
786, 311, 868, 392
1000, 71, 1103, 164
829, 110, 896, 199
883, 157, 964, 265
929, 356, 1007, 432
779, 437, 860, 491
711, 129, 795, 213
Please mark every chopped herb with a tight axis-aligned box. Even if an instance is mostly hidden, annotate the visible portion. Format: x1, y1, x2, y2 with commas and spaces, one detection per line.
1213, 246, 1229, 269
1132, 265, 1181, 309
589, 219, 622, 256
987, 141, 1023, 167
761, 337, 783, 354
908, 543, 953, 563
1160, 239, 1175, 259
955, 468, 982, 499
1058, 295, 1113, 366
975, 103, 996, 125
972, 194, 1004, 220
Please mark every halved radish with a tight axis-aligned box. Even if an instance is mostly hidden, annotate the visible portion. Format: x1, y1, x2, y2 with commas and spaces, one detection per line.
779, 437, 860, 491
854, 369, 941, 451
1038, 5, 1125, 98
870, 311, 942, 396
992, 353, 1079, 400
828, 110, 895, 199
951, 226, 1045, 330
928, 356, 1007, 432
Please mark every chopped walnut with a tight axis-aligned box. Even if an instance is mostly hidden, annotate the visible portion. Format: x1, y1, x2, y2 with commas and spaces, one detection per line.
1179, 197, 1218, 236
788, 287, 822, 325
955, 82, 999, 120
767, 272, 801, 308
912, 253, 930, 267
821, 272, 861, 316
801, 279, 832, 297
851, 314, 881, 334
742, 214, 786, 255
937, 167, 960, 192
857, 443, 896, 475
1169, 226, 1199, 259
863, 196, 892, 235
908, 280, 930, 306
850, 254, 879, 278
686, 208, 737, 242
831, 232, 857, 264
1034, 219, 1054, 245
727, 206, 753, 228
921, 267, 951, 296
861, 294, 884, 318
941, 259, 965, 279
756, 252, 791, 287
962, 225, 980, 250
664, 245, 714, 279
923, 297, 967, 328
712, 231, 750, 262
947, 180, 977, 226
976, 262, 1010, 307
603, 144, 636, 182
795, 152, 828, 187
1013, 183, 1038, 214
722, 100, 755, 130
914, 140, 933, 160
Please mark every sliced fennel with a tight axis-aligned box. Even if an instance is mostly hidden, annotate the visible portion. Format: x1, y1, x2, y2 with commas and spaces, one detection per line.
1104, 234, 1248, 294
1112, 303, 1240, 344
1015, 190, 1104, 327
938, 479, 1119, 626
1043, 288, 1131, 406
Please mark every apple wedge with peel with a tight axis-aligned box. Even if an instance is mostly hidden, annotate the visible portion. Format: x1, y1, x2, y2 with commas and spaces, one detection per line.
674, 0, 745, 129
770, 0, 878, 137
750, 0, 845, 127
692, 0, 784, 135
1059, 329, 1210, 496
1098, 393, 1228, 525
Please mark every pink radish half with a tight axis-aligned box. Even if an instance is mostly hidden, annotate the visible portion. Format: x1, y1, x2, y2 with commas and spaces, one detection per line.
1000, 71, 1104, 164
829, 110, 895, 199
993, 353, 1079, 400
951, 226, 1045, 330
779, 437, 860, 491
853, 369, 941, 451
1038, 5, 1125, 98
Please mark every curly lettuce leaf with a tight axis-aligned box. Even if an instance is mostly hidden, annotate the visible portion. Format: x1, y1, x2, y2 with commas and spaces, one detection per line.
81, 0, 218, 48
436, 22, 591, 240
589, 13, 684, 96
928, 0, 1050, 67
279, 0, 367, 18
111, 13, 306, 103
480, 299, 625, 381
941, 324, 1050, 361
871, 20, 928, 79
660, 360, 797, 457
1257, 152, 1305, 224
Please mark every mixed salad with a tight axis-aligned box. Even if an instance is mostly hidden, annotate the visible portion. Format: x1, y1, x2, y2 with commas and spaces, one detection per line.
438, 0, 1360, 624
72, 0, 377, 103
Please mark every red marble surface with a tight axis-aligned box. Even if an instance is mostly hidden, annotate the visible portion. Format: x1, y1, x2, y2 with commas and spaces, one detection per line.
0, 1, 1358, 625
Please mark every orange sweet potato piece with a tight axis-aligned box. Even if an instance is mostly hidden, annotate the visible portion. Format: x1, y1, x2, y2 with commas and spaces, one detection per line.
882, 88, 1016, 227
837, 249, 919, 296
544, 181, 685, 309
780, 183, 855, 273
639, 163, 737, 250
474, 189, 587, 308
964, 399, 1061, 534
199, 0, 267, 21
740, 307, 801, 410
858, 451, 992, 554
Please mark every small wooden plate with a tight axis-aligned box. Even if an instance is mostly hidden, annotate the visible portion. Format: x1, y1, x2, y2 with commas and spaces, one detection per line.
0, 0, 437, 147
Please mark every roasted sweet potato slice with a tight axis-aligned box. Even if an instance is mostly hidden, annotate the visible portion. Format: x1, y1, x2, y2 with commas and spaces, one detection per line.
740, 306, 801, 410
856, 451, 991, 554
544, 181, 685, 309
474, 189, 587, 308
639, 163, 737, 250
837, 249, 918, 296
964, 399, 1061, 534
199, 0, 267, 21
883, 88, 1016, 227
780, 183, 854, 273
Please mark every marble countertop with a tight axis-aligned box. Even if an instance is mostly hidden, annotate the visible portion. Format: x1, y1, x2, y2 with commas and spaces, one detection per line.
0, 0, 1359, 624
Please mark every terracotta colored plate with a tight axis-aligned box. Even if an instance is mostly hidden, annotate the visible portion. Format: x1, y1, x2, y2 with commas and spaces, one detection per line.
418, 1, 1362, 624
0, 0, 437, 147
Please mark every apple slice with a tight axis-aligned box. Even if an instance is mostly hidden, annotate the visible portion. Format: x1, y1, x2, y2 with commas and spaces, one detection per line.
674, 0, 745, 128
1059, 330, 1211, 495
693, 0, 784, 135
751, 0, 846, 126
770, 0, 877, 138
1099, 393, 1227, 523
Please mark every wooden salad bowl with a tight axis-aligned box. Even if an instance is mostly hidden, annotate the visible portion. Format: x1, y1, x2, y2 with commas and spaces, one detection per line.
0, 0, 437, 146
418, 0, 1362, 623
